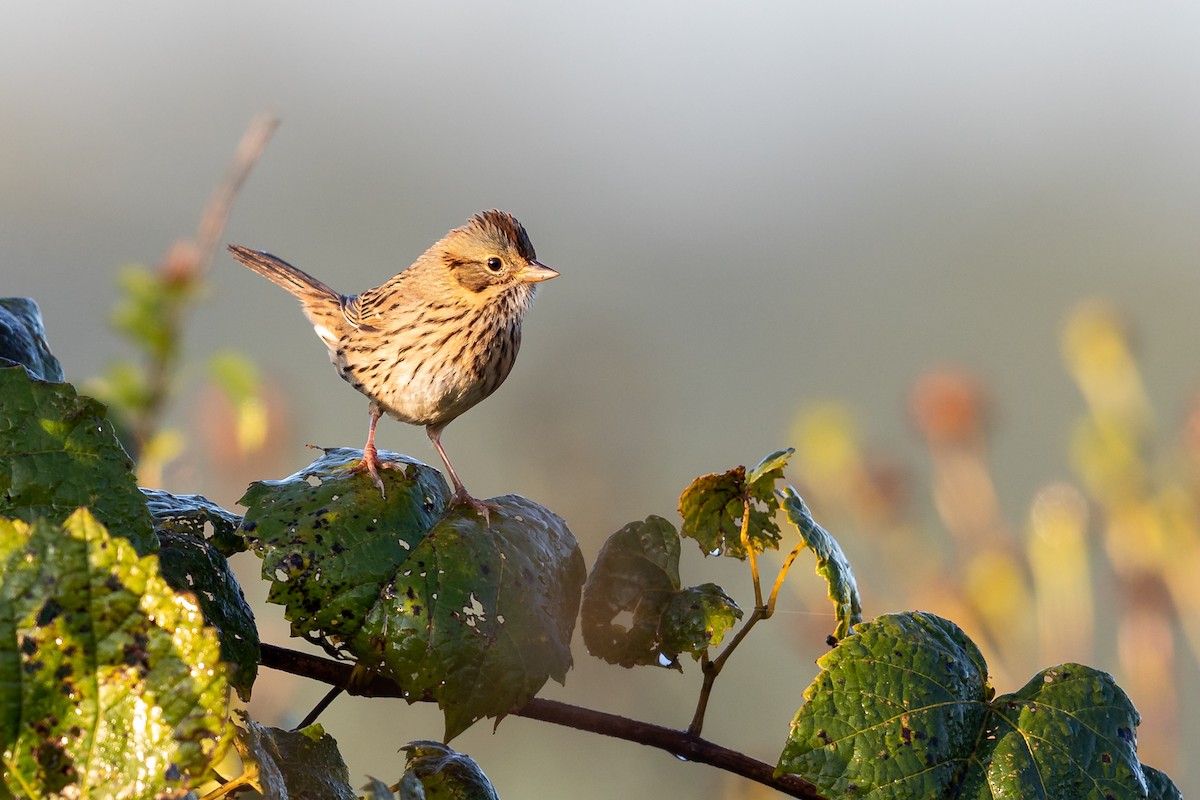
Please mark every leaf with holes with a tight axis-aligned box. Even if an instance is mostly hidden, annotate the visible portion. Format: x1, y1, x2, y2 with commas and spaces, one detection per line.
240, 450, 585, 740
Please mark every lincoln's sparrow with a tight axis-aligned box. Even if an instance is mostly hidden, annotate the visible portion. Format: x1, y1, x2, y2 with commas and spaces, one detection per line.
228, 210, 557, 512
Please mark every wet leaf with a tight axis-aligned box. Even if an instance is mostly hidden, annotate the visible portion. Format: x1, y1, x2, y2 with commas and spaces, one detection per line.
777, 487, 862, 641
0, 364, 156, 554
398, 741, 498, 800
241, 449, 585, 740
0, 510, 229, 798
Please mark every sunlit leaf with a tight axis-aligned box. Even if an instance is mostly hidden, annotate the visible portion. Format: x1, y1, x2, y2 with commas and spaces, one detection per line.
0, 510, 229, 798
777, 612, 1174, 799
156, 527, 259, 701
777, 487, 862, 640
959, 664, 1154, 799
678, 449, 793, 559
777, 612, 990, 797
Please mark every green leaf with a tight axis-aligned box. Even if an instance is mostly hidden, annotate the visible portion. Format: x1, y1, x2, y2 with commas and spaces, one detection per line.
157, 528, 259, 701
0, 509, 230, 798
1143, 766, 1184, 800
232, 712, 356, 800
777, 612, 990, 797
398, 741, 498, 800
660, 583, 742, 660
777, 612, 1176, 799
581, 518, 740, 669
678, 450, 792, 559
580, 516, 682, 668
0, 364, 156, 554
0, 298, 63, 382
777, 487, 862, 641
143, 486, 247, 556
239, 448, 450, 650
959, 664, 1155, 799
363, 776, 397, 800
241, 449, 586, 740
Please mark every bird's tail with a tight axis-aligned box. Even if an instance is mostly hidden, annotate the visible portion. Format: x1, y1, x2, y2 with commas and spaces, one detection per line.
227, 245, 340, 305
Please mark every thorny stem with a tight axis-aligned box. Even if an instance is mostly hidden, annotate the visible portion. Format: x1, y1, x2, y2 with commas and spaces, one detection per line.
258, 644, 827, 800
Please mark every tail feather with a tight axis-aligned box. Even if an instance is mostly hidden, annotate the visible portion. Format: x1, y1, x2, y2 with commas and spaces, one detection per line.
227, 245, 340, 303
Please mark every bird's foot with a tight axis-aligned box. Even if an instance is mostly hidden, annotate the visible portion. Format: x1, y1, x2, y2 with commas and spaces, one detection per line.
448, 487, 499, 526
345, 443, 400, 498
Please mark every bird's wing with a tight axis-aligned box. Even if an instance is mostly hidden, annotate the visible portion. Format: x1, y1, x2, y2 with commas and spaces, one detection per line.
339, 294, 383, 333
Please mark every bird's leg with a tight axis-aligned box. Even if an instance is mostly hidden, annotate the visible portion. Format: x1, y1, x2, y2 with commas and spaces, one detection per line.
426, 424, 496, 523
349, 402, 387, 497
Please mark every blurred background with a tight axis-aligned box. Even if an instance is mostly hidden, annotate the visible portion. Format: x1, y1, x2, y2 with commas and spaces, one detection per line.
5, 2, 1200, 796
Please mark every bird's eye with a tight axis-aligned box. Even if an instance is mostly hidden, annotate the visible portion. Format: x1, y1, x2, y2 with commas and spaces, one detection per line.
486, 257, 503, 272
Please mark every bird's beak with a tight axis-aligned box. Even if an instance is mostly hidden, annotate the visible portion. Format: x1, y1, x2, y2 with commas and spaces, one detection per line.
518, 259, 560, 283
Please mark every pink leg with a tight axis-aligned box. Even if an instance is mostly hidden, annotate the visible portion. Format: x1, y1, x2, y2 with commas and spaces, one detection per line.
427, 424, 495, 523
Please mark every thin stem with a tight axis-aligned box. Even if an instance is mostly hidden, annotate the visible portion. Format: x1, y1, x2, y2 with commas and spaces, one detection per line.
198, 772, 255, 800
295, 684, 344, 730
740, 496, 764, 609
257, 644, 827, 800
687, 495, 768, 735
766, 541, 806, 619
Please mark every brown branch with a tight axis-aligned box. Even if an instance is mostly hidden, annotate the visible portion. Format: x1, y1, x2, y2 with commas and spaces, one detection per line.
258, 643, 827, 800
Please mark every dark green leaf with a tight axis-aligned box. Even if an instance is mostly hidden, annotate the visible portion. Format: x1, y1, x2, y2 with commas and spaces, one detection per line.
232, 712, 356, 800
1143, 766, 1184, 800
778, 612, 1175, 798
0, 298, 63, 382
778, 488, 862, 640
678, 451, 791, 559
241, 449, 585, 740
581, 516, 682, 668
660, 583, 742, 661
777, 612, 989, 797
0, 510, 229, 798
143, 487, 246, 556
398, 741, 498, 800
0, 364, 156, 554
157, 529, 259, 700
959, 664, 1155, 799
239, 448, 449, 649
